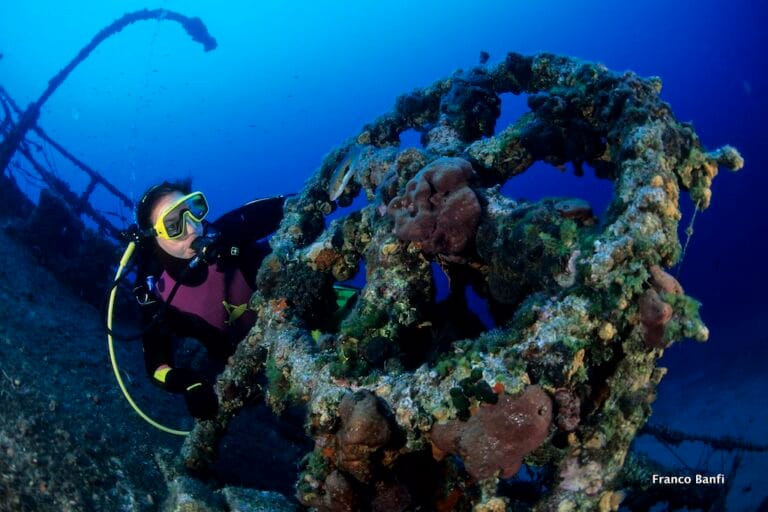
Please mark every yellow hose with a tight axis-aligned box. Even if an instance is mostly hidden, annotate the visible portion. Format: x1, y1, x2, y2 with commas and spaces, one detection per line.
107, 241, 190, 436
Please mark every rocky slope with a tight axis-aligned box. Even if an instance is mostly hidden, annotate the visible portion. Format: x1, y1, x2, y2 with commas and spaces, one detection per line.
0, 226, 305, 511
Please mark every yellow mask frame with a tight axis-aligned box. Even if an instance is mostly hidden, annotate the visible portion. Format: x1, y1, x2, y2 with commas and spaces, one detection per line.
152, 191, 209, 240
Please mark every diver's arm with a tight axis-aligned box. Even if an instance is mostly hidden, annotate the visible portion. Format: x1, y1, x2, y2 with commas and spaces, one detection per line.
211, 194, 291, 247
147, 361, 219, 420
140, 302, 176, 385
141, 305, 232, 385
211, 194, 292, 285
238, 239, 272, 288
140, 306, 219, 419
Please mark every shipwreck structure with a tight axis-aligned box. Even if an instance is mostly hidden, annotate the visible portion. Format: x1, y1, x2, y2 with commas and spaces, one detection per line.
176, 52, 743, 511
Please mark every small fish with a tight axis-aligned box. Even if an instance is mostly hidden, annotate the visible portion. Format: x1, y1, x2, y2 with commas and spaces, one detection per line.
328, 145, 363, 201
223, 301, 249, 325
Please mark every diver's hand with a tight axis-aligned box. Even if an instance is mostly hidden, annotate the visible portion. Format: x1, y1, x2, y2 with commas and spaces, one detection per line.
183, 382, 218, 420
165, 368, 219, 420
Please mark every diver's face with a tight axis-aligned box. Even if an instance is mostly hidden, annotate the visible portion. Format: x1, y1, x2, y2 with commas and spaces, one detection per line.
150, 192, 204, 260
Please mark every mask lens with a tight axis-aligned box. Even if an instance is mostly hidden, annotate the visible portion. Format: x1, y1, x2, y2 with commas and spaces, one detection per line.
162, 208, 185, 238
186, 193, 209, 220
158, 192, 209, 239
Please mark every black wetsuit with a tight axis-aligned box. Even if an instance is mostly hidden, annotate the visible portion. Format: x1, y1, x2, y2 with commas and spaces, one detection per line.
135, 196, 287, 385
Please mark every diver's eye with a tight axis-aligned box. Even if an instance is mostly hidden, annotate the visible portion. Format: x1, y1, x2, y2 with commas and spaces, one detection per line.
163, 211, 185, 237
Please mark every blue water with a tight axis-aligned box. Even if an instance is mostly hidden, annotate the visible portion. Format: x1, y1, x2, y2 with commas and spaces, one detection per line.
1, 0, 766, 507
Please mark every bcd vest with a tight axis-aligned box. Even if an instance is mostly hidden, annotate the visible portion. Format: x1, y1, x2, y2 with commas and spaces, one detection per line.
156, 264, 254, 333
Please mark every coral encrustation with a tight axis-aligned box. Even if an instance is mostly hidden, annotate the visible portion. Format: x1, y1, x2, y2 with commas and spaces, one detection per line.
179, 52, 742, 511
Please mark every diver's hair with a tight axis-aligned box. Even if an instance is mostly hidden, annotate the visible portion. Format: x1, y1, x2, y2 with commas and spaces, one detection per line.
135, 179, 193, 230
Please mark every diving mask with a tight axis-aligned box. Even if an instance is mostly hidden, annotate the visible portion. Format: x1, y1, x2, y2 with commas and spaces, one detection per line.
153, 191, 209, 240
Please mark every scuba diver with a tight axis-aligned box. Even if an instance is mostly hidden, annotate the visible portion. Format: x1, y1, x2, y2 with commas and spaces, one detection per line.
129, 180, 289, 421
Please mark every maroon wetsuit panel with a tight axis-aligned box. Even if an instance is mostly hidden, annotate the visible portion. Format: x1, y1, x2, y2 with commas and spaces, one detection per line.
156, 266, 253, 333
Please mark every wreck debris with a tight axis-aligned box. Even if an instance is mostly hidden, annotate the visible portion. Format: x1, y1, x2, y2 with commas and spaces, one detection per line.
1, 86, 131, 239
640, 423, 768, 453
173, 51, 743, 510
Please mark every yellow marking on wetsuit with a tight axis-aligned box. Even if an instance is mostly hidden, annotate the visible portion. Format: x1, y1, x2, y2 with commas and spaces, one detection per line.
153, 366, 172, 384
186, 382, 203, 392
